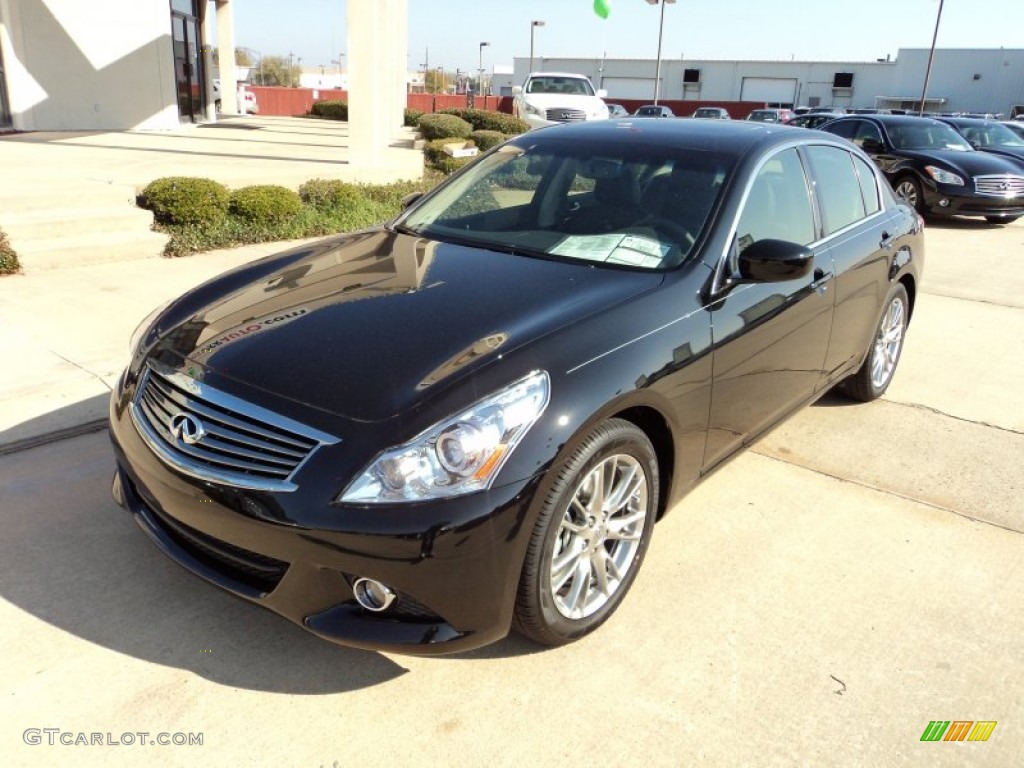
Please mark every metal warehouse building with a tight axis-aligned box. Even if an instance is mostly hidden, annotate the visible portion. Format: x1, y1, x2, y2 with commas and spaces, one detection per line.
500, 48, 1024, 116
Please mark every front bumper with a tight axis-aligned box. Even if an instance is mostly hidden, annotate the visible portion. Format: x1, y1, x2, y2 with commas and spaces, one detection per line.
921, 183, 1024, 219
108, 375, 542, 656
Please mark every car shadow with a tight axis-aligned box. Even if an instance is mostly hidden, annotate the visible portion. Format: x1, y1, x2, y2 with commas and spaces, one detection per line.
921, 216, 1005, 230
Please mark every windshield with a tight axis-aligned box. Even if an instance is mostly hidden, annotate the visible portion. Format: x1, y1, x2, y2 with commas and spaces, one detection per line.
398, 136, 733, 270
956, 122, 1024, 149
888, 122, 972, 151
525, 76, 595, 96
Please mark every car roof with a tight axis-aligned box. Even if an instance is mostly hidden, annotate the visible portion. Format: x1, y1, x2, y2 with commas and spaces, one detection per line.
518, 116, 826, 154
526, 72, 591, 79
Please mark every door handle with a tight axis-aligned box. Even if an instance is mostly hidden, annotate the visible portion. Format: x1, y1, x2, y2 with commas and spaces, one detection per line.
811, 267, 832, 293
880, 231, 894, 250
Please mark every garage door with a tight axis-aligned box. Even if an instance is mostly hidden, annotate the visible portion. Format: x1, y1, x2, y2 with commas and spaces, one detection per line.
601, 77, 657, 100
740, 77, 798, 106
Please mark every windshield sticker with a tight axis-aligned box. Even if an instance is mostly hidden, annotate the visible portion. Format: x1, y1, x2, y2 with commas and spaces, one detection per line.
551, 234, 668, 268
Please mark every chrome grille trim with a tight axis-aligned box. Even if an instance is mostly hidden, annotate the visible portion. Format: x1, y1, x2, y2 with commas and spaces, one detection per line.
546, 108, 586, 122
130, 362, 339, 492
973, 174, 1024, 198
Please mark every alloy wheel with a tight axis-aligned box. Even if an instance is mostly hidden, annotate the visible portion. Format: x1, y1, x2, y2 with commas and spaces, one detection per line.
548, 453, 649, 620
870, 295, 906, 389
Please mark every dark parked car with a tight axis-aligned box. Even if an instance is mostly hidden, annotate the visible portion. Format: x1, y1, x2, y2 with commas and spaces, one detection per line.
692, 106, 730, 120
605, 102, 630, 118
110, 120, 923, 655
936, 117, 1024, 168
819, 114, 1024, 223
745, 108, 793, 123
634, 104, 674, 117
786, 112, 844, 129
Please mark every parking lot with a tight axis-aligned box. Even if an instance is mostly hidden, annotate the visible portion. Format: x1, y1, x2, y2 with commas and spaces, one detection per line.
1, 218, 1021, 766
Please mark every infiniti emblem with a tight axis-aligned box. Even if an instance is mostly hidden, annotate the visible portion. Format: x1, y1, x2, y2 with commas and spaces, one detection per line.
170, 413, 206, 445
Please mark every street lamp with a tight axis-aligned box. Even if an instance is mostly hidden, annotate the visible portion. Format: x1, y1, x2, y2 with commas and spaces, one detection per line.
646, 0, 676, 104
529, 20, 545, 75
918, 0, 945, 116
478, 41, 490, 96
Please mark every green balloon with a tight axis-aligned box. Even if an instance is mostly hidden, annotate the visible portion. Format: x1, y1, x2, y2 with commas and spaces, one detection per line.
594, 0, 611, 19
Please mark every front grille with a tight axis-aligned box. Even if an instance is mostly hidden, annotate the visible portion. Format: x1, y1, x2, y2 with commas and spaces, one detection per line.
148, 503, 288, 594
974, 175, 1024, 197
131, 363, 338, 491
546, 108, 586, 122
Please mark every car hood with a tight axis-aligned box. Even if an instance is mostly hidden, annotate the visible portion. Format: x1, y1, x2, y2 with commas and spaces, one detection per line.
520, 93, 608, 114
899, 148, 1023, 176
150, 229, 662, 421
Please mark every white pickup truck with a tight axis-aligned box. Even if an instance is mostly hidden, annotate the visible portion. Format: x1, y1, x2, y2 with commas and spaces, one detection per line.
512, 72, 609, 130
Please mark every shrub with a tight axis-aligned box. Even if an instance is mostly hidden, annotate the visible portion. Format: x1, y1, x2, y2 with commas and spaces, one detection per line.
469, 130, 507, 152
423, 138, 477, 174
404, 108, 424, 127
311, 100, 348, 120
299, 178, 361, 211
140, 176, 230, 225
440, 108, 528, 135
0, 229, 20, 275
417, 113, 472, 141
229, 185, 303, 223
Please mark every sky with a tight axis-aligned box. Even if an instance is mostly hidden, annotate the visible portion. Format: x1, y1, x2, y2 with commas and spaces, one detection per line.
231, 0, 1024, 75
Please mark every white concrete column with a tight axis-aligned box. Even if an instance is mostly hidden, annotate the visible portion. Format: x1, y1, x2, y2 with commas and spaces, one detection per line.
215, 0, 237, 115
348, 0, 407, 166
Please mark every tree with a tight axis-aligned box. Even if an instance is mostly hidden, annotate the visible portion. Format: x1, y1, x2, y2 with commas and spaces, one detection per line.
235, 48, 253, 67
259, 55, 300, 87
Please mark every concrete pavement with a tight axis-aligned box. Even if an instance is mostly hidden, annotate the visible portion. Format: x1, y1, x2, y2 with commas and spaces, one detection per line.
0, 217, 1021, 766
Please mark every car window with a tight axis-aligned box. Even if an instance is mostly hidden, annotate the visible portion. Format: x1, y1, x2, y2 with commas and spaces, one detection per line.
804, 145, 867, 235
888, 122, 972, 151
852, 154, 881, 216
852, 122, 883, 148
735, 148, 815, 255
824, 120, 858, 140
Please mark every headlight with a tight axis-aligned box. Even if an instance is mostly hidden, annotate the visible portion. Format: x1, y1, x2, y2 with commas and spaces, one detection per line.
924, 166, 964, 186
524, 101, 544, 118
128, 298, 174, 353
339, 371, 550, 503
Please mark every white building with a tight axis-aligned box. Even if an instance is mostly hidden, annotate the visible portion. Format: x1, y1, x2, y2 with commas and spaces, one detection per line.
494, 48, 1024, 116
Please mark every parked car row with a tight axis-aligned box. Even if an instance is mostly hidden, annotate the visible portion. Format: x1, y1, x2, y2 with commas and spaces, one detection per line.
814, 114, 1024, 224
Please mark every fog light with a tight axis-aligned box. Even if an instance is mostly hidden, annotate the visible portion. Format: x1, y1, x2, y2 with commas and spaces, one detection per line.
938, 198, 950, 207
352, 578, 396, 612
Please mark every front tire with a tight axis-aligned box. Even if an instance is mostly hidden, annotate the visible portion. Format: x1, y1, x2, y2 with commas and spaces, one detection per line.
514, 419, 658, 646
838, 283, 909, 402
894, 176, 925, 215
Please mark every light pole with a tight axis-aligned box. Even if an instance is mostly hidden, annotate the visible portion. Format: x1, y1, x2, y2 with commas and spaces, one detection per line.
478, 41, 490, 96
646, 0, 676, 104
529, 20, 545, 75
918, 0, 945, 116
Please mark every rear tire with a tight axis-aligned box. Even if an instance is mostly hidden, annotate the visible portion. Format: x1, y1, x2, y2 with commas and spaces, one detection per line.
514, 419, 658, 646
838, 283, 909, 402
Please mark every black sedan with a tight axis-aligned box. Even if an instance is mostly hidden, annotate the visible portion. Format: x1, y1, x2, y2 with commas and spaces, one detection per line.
634, 104, 674, 118
936, 116, 1024, 168
819, 114, 1024, 223
110, 120, 924, 655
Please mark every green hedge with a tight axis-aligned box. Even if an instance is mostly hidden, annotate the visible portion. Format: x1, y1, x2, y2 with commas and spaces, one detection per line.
230, 185, 303, 223
440, 108, 528, 135
311, 100, 348, 120
0, 229, 20, 275
417, 113, 473, 141
140, 177, 230, 225
298, 178, 361, 211
404, 108, 424, 127
468, 130, 507, 152
423, 138, 477, 174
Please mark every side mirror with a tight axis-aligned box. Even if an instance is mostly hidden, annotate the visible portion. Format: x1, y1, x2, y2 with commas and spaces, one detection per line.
400, 192, 424, 209
512, 85, 523, 95
738, 239, 814, 282
860, 137, 883, 153
597, 89, 608, 98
